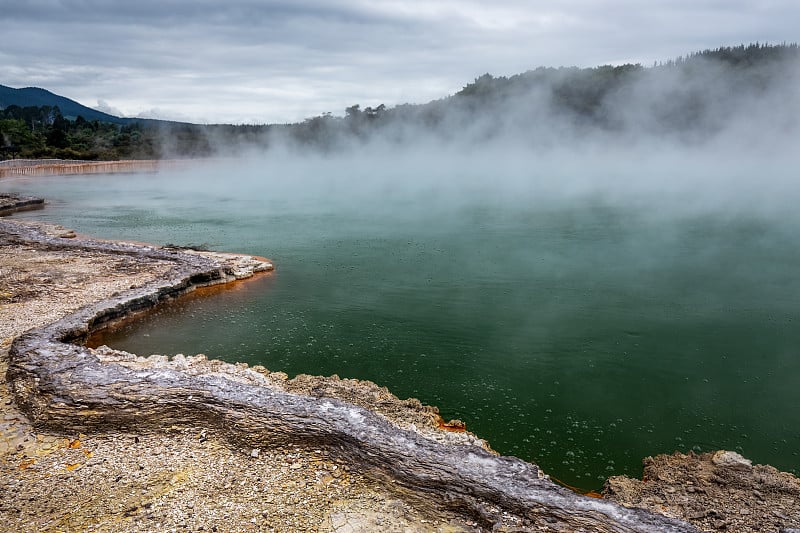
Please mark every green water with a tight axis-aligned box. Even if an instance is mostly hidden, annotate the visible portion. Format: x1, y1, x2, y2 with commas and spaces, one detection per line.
4, 152, 799, 489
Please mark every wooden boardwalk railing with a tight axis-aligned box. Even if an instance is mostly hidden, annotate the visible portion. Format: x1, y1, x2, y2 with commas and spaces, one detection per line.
0, 159, 182, 178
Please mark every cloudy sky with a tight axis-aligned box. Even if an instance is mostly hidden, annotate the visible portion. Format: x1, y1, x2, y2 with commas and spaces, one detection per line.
2, 1, 796, 124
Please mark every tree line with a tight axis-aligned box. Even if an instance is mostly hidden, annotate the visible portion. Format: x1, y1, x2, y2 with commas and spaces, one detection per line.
0, 105, 157, 159
1, 42, 797, 160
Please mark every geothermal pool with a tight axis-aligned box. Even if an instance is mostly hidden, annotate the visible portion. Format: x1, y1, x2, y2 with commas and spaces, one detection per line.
4, 152, 799, 490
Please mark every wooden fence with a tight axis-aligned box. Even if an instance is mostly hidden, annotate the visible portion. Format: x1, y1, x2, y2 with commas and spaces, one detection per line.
0, 160, 183, 178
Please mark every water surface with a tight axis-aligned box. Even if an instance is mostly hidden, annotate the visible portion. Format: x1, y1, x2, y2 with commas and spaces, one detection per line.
4, 152, 799, 489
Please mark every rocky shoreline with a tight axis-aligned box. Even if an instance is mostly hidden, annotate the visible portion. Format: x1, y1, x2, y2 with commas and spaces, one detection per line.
0, 192, 45, 216
1, 203, 798, 532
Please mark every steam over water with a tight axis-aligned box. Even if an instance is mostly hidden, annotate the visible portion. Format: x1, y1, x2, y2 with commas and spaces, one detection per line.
5, 144, 800, 489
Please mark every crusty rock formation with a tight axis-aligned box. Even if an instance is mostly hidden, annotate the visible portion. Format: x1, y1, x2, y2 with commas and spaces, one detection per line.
604, 450, 800, 532
0, 193, 44, 216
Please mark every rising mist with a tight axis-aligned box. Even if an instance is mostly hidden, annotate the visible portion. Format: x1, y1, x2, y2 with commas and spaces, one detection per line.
172, 43, 800, 226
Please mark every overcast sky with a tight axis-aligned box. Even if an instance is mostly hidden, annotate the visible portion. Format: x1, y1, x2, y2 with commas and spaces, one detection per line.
2, 1, 796, 124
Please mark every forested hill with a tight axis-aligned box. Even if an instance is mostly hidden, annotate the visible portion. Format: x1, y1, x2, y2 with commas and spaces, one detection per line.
443, 42, 799, 134
340, 42, 799, 147
1, 43, 798, 160
0, 85, 125, 125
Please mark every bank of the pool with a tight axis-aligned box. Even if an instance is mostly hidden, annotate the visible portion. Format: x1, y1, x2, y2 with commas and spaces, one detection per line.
2, 217, 695, 532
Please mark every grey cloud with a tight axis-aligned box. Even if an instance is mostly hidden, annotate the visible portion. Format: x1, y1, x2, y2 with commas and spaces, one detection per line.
1, 0, 797, 123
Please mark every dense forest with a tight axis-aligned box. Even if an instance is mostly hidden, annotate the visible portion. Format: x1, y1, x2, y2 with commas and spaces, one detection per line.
1, 43, 797, 160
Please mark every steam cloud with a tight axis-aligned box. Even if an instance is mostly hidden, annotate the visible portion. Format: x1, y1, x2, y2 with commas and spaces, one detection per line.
155, 48, 800, 228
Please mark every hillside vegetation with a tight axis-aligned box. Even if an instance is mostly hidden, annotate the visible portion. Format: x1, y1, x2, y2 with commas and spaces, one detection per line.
1, 43, 797, 160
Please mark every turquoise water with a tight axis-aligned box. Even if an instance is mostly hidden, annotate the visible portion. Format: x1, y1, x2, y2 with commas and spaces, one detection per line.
4, 151, 799, 489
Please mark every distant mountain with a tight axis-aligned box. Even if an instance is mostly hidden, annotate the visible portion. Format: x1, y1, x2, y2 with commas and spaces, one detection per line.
0, 84, 128, 124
